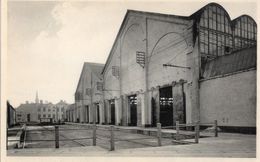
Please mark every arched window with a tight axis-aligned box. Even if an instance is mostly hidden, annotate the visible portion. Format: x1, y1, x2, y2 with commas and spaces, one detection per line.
232, 15, 257, 51
199, 4, 232, 60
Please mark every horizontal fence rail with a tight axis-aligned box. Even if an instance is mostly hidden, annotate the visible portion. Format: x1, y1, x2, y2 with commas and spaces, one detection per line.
8, 120, 218, 151
7, 124, 93, 149
161, 120, 218, 144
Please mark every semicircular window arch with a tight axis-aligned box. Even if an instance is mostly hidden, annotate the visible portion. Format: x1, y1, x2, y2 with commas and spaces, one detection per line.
199, 4, 233, 61
232, 15, 257, 51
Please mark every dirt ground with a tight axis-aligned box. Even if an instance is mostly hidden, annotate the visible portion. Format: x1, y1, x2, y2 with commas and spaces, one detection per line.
24, 124, 175, 150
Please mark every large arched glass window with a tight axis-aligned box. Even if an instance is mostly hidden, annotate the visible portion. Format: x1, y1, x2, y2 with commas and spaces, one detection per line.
199, 4, 232, 61
232, 15, 257, 51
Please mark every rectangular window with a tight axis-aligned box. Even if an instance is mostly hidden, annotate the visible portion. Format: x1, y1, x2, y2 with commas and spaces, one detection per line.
208, 8, 212, 18
204, 18, 208, 27
38, 114, 41, 120
48, 114, 51, 118
200, 18, 204, 26
209, 18, 213, 28
43, 114, 46, 118
200, 43, 205, 53
212, 19, 216, 30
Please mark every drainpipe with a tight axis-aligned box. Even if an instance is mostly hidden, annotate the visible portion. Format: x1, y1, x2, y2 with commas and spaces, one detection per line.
144, 17, 149, 127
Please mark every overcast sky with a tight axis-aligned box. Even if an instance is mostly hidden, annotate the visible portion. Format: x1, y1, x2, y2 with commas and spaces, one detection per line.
7, 0, 257, 107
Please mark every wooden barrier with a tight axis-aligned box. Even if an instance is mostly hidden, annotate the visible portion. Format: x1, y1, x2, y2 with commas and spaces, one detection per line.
93, 124, 96, 146
157, 123, 162, 146
22, 126, 27, 149
176, 121, 180, 141
15, 124, 26, 149
214, 120, 218, 137
110, 126, 115, 151
195, 121, 200, 143
55, 126, 59, 148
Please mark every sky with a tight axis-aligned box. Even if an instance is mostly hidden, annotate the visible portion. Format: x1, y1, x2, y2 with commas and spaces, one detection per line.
6, 0, 257, 107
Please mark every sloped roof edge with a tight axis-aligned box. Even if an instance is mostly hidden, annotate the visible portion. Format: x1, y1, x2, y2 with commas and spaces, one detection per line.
75, 62, 104, 94
101, 9, 191, 75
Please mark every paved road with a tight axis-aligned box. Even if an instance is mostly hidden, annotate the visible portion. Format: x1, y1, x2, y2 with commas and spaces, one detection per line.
7, 124, 256, 157
25, 125, 93, 148
23, 124, 174, 150
7, 132, 256, 157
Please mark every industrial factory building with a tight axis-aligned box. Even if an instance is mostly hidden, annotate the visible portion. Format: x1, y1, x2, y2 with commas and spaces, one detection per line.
73, 62, 104, 123
71, 3, 256, 132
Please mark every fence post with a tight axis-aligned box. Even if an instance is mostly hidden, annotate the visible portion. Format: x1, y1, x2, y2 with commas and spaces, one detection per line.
110, 126, 115, 151
157, 123, 162, 146
195, 121, 200, 143
93, 124, 96, 146
22, 126, 27, 149
176, 121, 180, 141
214, 120, 218, 137
55, 126, 59, 148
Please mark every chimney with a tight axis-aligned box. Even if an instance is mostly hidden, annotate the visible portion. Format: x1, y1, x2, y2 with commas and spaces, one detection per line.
26, 101, 29, 104
40, 100, 43, 104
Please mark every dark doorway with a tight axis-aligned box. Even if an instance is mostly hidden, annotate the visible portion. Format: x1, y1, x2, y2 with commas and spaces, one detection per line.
96, 104, 100, 124
110, 100, 116, 125
151, 97, 157, 127
159, 86, 173, 127
129, 95, 137, 126
27, 114, 31, 122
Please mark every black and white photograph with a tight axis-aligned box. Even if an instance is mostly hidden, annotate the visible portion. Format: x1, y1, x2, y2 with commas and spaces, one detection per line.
1, 0, 258, 160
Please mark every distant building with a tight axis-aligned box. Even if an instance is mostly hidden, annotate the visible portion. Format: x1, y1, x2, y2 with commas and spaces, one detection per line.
16, 92, 71, 123
7, 101, 16, 128
16, 101, 39, 123
65, 104, 76, 122
37, 101, 55, 123
74, 62, 104, 123
54, 100, 69, 122
16, 111, 27, 123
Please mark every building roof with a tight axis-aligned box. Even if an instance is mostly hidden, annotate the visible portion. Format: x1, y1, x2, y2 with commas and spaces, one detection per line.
75, 62, 104, 93
101, 9, 191, 75
202, 46, 256, 79
16, 102, 53, 113
101, 3, 257, 75
88, 62, 104, 78
56, 100, 67, 105
190, 2, 232, 22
